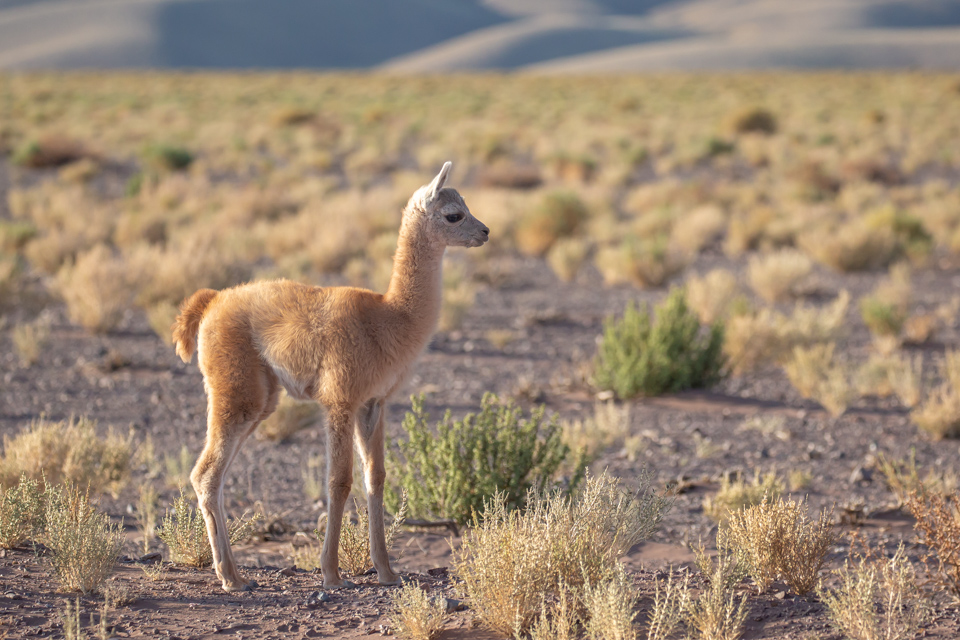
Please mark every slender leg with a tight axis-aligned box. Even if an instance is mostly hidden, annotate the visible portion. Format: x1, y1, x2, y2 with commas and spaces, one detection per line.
191, 411, 256, 592
356, 398, 400, 585
321, 404, 356, 588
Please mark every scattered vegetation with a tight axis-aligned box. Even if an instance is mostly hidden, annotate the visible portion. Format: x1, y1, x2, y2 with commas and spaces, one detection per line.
593, 288, 725, 399
12, 316, 50, 366
0, 474, 45, 548
819, 544, 930, 640
514, 191, 589, 257
722, 496, 839, 595
783, 343, 856, 417
156, 489, 259, 568
686, 269, 741, 325
309, 492, 407, 577
389, 583, 446, 640
452, 471, 670, 635
702, 472, 783, 523
906, 490, 960, 597
386, 394, 585, 526
0, 416, 132, 497
43, 484, 125, 594
912, 350, 960, 439
255, 393, 321, 442
747, 249, 812, 303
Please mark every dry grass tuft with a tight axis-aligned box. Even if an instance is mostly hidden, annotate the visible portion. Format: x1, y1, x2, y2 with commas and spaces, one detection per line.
722, 496, 839, 595
56, 244, 139, 333
514, 191, 588, 257
702, 472, 783, 523
12, 316, 50, 366
313, 492, 407, 577
728, 107, 778, 135
0, 416, 132, 497
453, 471, 670, 635
855, 352, 923, 408
594, 235, 689, 289
0, 474, 45, 548
724, 291, 849, 375
912, 350, 960, 439
389, 583, 446, 640
819, 544, 930, 640
255, 392, 322, 442
529, 584, 580, 640
686, 269, 741, 325
44, 484, 125, 594
439, 261, 476, 332
747, 250, 812, 303
547, 237, 589, 283
157, 489, 260, 568
560, 401, 631, 462
687, 560, 749, 640
583, 564, 637, 640
798, 220, 898, 272
876, 451, 958, 507
783, 343, 856, 417
906, 490, 960, 598
645, 569, 692, 640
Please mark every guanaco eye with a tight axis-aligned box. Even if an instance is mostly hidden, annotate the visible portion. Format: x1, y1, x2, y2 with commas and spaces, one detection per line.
445, 213, 464, 223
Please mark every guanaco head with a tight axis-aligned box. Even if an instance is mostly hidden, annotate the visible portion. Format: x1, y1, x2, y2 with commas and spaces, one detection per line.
407, 162, 489, 248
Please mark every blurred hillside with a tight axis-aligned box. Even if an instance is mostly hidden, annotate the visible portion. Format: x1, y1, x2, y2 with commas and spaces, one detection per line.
1, 0, 960, 70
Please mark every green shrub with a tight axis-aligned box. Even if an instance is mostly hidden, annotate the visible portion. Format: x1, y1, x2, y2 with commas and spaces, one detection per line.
144, 144, 194, 172
860, 296, 907, 338
386, 394, 587, 526
594, 288, 726, 399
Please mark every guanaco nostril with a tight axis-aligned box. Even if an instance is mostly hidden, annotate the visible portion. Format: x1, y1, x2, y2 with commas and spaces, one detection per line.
481, 228, 489, 236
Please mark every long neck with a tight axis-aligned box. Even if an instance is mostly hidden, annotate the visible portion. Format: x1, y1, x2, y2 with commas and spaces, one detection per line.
383, 218, 445, 334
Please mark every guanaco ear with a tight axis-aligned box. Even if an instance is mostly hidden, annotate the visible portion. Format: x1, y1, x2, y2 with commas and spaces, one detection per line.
427, 161, 452, 200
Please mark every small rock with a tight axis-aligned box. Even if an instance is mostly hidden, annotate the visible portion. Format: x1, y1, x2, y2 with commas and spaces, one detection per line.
774, 591, 787, 600
849, 465, 873, 484
442, 598, 466, 614
426, 567, 448, 577
304, 591, 332, 609
139, 552, 163, 564
276, 566, 298, 577
119, 555, 135, 563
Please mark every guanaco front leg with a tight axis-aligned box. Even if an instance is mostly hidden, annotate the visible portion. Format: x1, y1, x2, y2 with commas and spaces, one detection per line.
321, 405, 356, 588
356, 398, 401, 585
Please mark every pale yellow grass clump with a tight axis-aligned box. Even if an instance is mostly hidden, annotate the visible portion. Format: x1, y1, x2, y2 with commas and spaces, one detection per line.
439, 261, 477, 332
783, 343, 856, 417
722, 496, 839, 595
686, 269, 740, 325
819, 545, 930, 640
255, 392, 322, 442
855, 352, 922, 408
389, 583, 446, 640
798, 219, 898, 272
912, 349, 960, 439
671, 205, 726, 255
875, 450, 958, 507
157, 490, 260, 568
645, 570, 692, 640
702, 472, 783, 523
582, 564, 637, 640
453, 472, 670, 635
687, 560, 749, 640
746, 249, 812, 303
56, 244, 138, 333
44, 485, 125, 594
0, 417, 132, 498
311, 493, 407, 576
12, 316, 50, 366
594, 236, 689, 289
724, 291, 849, 375
547, 237, 590, 283
560, 401, 631, 462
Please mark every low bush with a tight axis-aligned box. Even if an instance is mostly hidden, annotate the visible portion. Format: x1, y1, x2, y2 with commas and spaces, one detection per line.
819, 544, 929, 640
514, 191, 588, 256
560, 401, 631, 463
386, 394, 585, 526
389, 583, 446, 640
645, 570, 692, 640
453, 471, 670, 635
0, 475, 45, 548
44, 484, 125, 594
728, 107, 778, 135
157, 490, 259, 568
594, 234, 689, 289
547, 237, 589, 283
724, 291, 849, 375
722, 496, 839, 595
798, 219, 898, 272
876, 450, 957, 507
686, 269, 741, 325
702, 472, 783, 523
747, 249, 812, 303
12, 317, 50, 366
906, 490, 960, 598
0, 416, 132, 497
311, 493, 407, 577
855, 352, 922, 408
144, 144, 194, 172
594, 288, 726, 399
687, 559, 748, 640
783, 343, 856, 417
582, 564, 637, 640
912, 349, 960, 439
13, 136, 90, 168
255, 392, 321, 442
56, 244, 138, 333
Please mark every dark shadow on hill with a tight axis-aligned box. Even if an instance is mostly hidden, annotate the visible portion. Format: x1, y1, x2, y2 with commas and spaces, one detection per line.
865, 0, 960, 28
153, 0, 508, 68
469, 27, 689, 68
